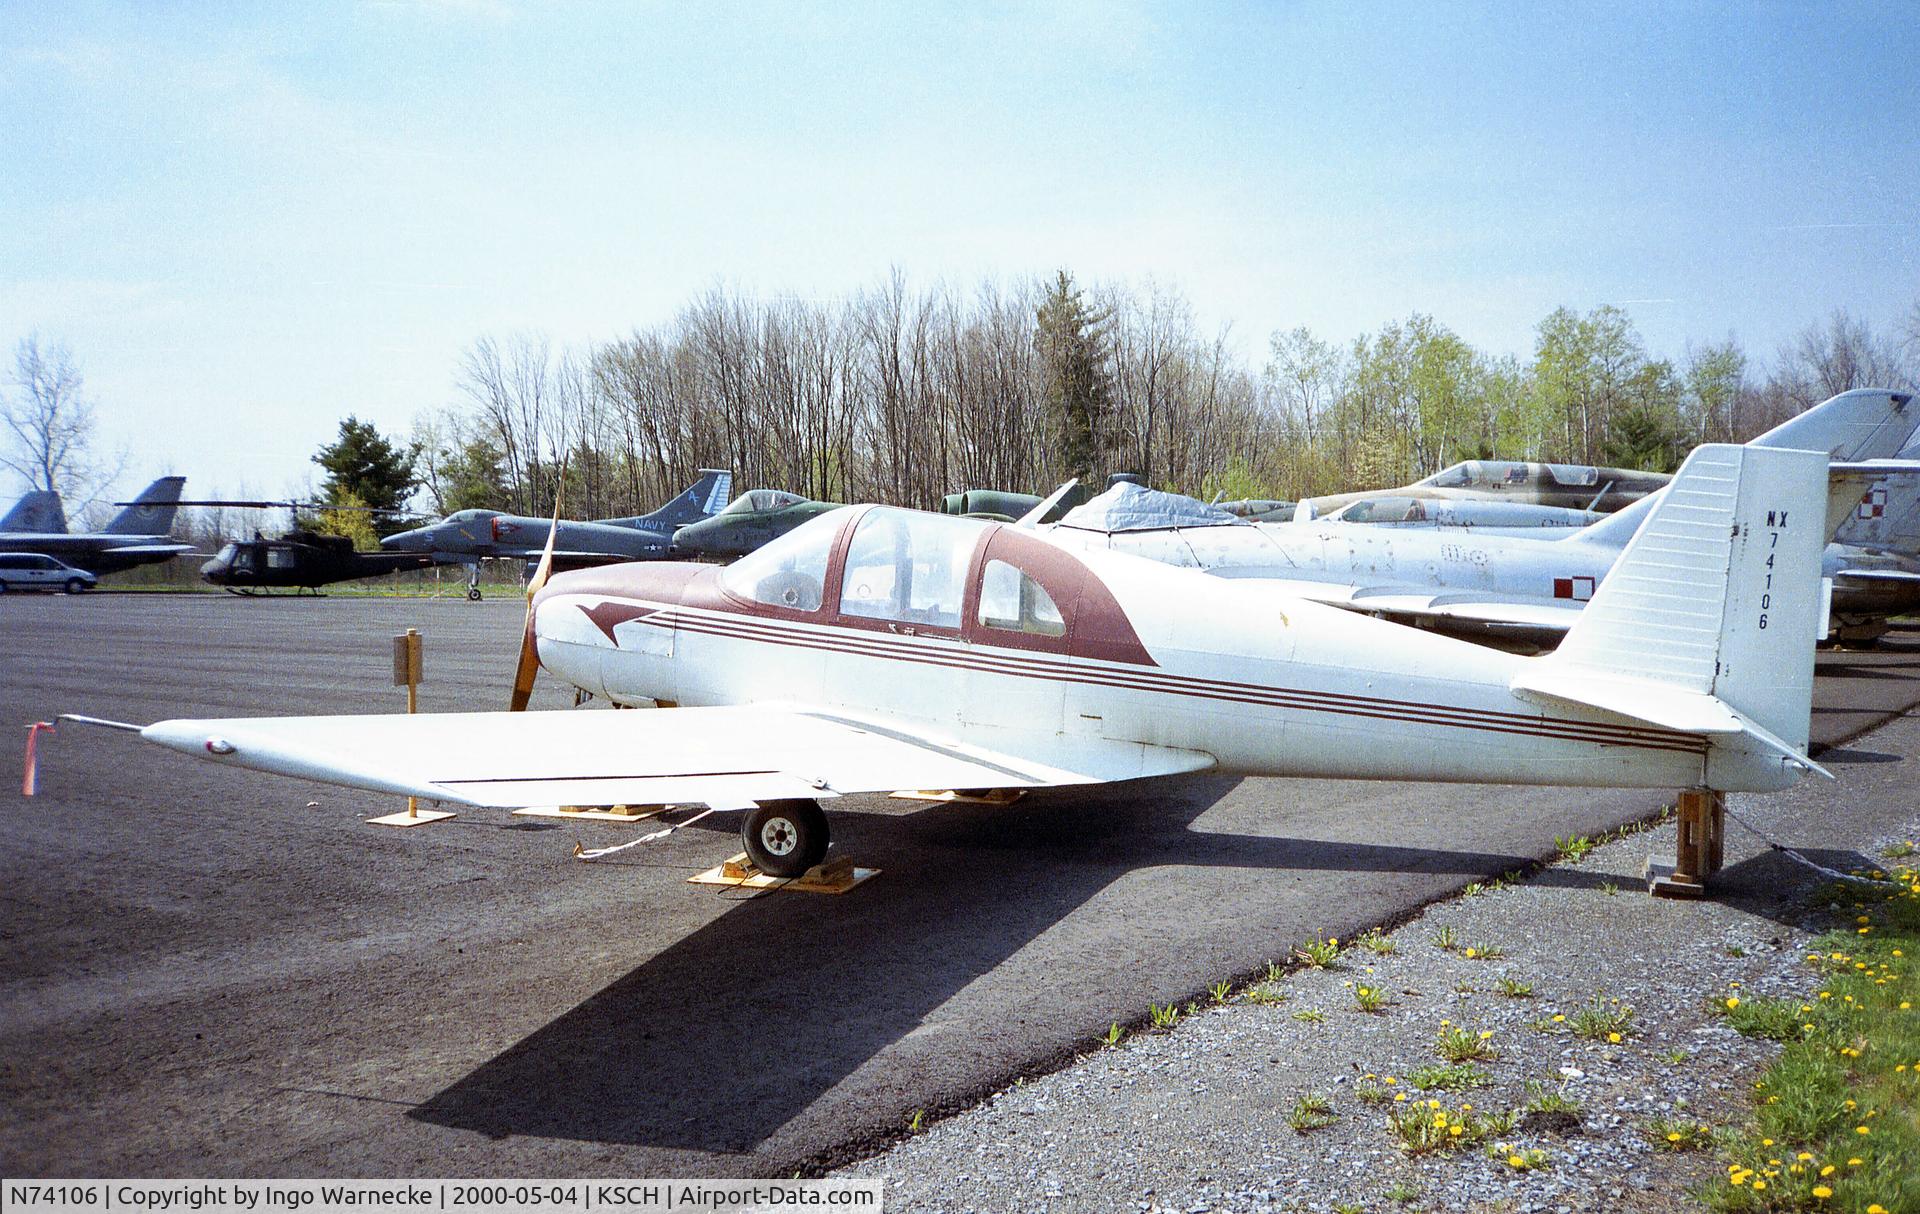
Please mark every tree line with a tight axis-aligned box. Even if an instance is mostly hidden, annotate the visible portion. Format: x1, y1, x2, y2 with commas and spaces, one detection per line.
408, 274, 1920, 524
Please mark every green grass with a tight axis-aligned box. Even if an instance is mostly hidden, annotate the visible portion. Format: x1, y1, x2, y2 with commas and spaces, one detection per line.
1243, 985, 1287, 1006
1208, 979, 1234, 1005
1522, 1079, 1580, 1116
1386, 1099, 1514, 1155
1147, 1002, 1181, 1030
1100, 1022, 1125, 1047
1460, 942, 1505, 961
1297, 937, 1340, 968
1431, 924, 1459, 951
1292, 1008, 1326, 1024
1357, 928, 1397, 955
1496, 976, 1535, 998
1355, 1076, 1391, 1105
1643, 1114, 1713, 1151
1288, 1092, 1338, 1134
1408, 1062, 1491, 1091
1719, 993, 1811, 1041
1706, 869, 1920, 1214
1434, 1023, 1499, 1063
1352, 982, 1390, 1013
1880, 840, 1915, 860
1382, 1179, 1421, 1205
1554, 834, 1595, 863
1567, 996, 1636, 1041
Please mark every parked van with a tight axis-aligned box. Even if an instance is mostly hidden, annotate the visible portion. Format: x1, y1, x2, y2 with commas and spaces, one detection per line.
0, 553, 98, 593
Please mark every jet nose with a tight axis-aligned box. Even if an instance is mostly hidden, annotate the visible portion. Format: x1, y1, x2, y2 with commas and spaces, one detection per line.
381, 527, 426, 551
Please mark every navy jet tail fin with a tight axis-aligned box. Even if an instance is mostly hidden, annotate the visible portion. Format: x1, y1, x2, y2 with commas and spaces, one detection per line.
600, 469, 732, 530
1, 489, 68, 533
103, 476, 187, 535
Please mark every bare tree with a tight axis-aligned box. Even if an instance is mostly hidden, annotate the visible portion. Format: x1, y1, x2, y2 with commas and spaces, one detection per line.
2, 335, 106, 498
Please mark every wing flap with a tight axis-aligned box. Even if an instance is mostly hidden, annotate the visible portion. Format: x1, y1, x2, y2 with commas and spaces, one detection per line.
138, 705, 1215, 809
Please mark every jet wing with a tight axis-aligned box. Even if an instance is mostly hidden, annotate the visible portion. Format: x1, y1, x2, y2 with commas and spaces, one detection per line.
1834, 568, 1920, 583
128, 705, 1216, 809
100, 542, 197, 556
1239, 577, 1584, 638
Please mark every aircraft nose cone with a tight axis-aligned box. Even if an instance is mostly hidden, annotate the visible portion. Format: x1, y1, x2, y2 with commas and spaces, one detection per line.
199, 557, 226, 582
381, 528, 423, 551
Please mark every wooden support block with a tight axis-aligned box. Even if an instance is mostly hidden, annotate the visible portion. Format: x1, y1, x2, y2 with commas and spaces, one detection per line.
511, 804, 668, 822
890, 788, 1027, 806
367, 808, 457, 828
1648, 789, 1725, 899
692, 851, 879, 894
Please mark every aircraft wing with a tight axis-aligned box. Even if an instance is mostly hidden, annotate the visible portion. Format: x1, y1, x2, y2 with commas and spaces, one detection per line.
1235, 576, 1583, 638
126, 705, 1216, 809
1834, 568, 1920, 583
101, 542, 197, 556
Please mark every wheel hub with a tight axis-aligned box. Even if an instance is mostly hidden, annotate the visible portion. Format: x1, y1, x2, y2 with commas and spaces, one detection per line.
760, 817, 798, 855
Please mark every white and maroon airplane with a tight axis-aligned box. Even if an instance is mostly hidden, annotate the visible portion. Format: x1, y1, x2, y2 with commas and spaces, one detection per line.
67, 442, 1835, 878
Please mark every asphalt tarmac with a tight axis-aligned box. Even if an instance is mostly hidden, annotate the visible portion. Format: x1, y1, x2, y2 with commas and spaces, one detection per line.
2, 596, 1917, 1178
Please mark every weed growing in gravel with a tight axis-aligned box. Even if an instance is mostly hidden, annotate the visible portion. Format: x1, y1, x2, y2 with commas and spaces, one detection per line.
1148, 1002, 1181, 1031
1522, 1080, 1580, 1116
1331, 1203, 1364, 1214
1431, 924, 1459, 951
906, 1109, 924, 1133
1357, 928, 1396, 955
1435, 1022, 1499, 1062
1350, 982, 1391, 1013
1297, 936, 1341, 968
1387, 1099, 1509, 1155
1464, 881, 1487, 897
1555, 834, 1595, 862
1880, 840, 1915, 859
1490, 1143, 1550, 1171
1667, 1048, 1691, 1065
1526, 1014, 1561, 1032
1727, 944, 1747, 957
1292, 1008, 1326, 1024
1409, 1062, 1491, 1091
1718, 993, 1809, 1041
1382, 1179, 1421, 1204
1710, 870, 1920, 1214
1287, 1092, 1338, 1134
1208, 979, 1234, 1005
1461, 942, 1505, 961
1497, 976, 1535, 998
1642, 1115, 1713, 1151
1602, 881, 1620, 896
1355, 1075, 1391, 1104
1101, 1022, 1125, 1047
1243, 985, 1288, 1007
1568, 996, 1636, 1041
1262, 959, 1286, 984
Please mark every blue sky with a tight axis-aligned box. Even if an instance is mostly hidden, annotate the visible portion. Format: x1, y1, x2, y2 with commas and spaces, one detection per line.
2, 1, 1916, 505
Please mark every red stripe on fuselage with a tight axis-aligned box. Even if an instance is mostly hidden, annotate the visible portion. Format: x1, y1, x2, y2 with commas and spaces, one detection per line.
578, 598, 1709, 757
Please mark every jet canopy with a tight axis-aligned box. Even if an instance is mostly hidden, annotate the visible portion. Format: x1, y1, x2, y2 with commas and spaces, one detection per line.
1055, 482, 1248, 533
719, 489, 807, 515
1415, 460, 1609, 490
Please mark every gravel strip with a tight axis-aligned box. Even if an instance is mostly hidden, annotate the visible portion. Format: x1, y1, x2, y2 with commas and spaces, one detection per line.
836, 711, 1920, 1212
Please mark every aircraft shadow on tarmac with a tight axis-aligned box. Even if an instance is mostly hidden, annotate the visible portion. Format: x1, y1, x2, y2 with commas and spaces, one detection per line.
408, 774, 1617, 1156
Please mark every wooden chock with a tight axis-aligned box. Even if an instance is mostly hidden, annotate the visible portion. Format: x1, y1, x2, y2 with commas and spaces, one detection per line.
1646, 789, 1725, 899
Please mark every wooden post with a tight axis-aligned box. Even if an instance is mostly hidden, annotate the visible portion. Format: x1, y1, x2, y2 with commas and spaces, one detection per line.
1648, 789, 1725, 899
368, 629, 454, 827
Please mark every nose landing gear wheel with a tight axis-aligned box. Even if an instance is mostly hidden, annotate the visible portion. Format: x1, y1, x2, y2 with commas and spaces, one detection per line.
741, 799, 830, 877
466, 584, 482, 601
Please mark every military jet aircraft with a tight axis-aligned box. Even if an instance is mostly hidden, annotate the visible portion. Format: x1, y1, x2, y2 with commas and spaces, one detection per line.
667, 488, 840, 560
1296, 458, 1671, 520
381, 470, 731, 598
0, 476, 194, 575
53, 438, 1839, 882
0, 489, 68, 534
940, 486, 1091, 522
1040, 390, 1918, 648
1311, 496, 1605, 536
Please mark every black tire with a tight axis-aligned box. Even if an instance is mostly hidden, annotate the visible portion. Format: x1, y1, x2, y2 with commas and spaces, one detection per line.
466, 585, 482, 601
64, 578, 87, 594
741, 799, 830, 877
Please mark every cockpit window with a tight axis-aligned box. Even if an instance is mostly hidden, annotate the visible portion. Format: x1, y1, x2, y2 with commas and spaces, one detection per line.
1544, 463, 1601, 487
718, 510, 841, 611
839, 508, 979, 630
721, 489, 805, 515
978, 560, 1065, 637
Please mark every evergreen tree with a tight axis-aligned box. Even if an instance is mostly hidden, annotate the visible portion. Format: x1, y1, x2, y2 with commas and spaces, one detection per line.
1033, 270, 1114, 480
312, 415, 418, 532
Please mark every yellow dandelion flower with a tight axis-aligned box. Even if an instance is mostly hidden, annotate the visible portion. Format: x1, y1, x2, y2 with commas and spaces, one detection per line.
1479, 1030, 1494, 1039
1448, 1124, 1463, 1137
1552, 1014, 1565, 1022
1813, 1185, 1832, 1199
1848, 1157, 1863, 1166
1726, 996, 1740, 1010
1667, 1132, 1681, 1142
1752, 1180, 1766, 1191
1822, 1165, 1836, 1176
1857, 1125, 1871, 1135
1607, 1032, 1622, 1043
1869, 1206, 1887, 1214
1798, 1152, 1814, 1161
1394, 1092, 1407, 1102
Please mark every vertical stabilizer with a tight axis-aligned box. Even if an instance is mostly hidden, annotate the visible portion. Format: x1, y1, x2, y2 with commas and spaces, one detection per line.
1511, 444, 1828, 786
1, 489, 68, 533
104, 476, 187, 535
606, 469, 733, 529
1751, 388, 1915, 460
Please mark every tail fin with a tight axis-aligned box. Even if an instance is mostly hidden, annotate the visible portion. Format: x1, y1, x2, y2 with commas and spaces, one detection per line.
1833, 462, 1920, 556
104, 476, 187, 535
603, 469, 732, 529
1, 489, 68, 533
1560, 489, 1658, 548
1511, 443, 1829, 788
1751, 388, 1915, 460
